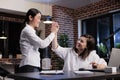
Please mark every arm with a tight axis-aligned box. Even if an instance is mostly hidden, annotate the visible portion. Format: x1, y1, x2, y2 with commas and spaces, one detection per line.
52, 33, 70, 59
97, 60, 107, 69
52, 22, 59, 49
91, 60, 107, 69
52, 33, 58, 49
25, 22, 59, 48
90, 51, 107, 69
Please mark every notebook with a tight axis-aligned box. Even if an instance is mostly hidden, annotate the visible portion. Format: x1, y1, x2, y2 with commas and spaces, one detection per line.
40, 70, 64, 75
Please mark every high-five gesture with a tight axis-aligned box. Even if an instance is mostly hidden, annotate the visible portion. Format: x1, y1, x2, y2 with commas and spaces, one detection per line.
51, 22, 59, 34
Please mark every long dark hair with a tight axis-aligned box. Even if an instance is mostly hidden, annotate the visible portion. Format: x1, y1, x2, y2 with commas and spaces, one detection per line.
23, 8, 41, 25
74, 34, 95, 60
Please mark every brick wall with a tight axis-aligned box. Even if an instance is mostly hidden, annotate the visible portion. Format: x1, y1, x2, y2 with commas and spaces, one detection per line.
45, 24, 51, 37
75, 0, 120, 19
46, 0, 120, 70
52, 5, 75, 47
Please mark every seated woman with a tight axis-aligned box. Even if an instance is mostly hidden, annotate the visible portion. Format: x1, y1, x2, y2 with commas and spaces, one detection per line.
52, 34, 107, 71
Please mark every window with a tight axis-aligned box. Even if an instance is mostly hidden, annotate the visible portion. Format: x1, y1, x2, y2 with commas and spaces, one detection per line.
113, 13, 120, 48
81, 12, 120, 58
0, 13, 24, 58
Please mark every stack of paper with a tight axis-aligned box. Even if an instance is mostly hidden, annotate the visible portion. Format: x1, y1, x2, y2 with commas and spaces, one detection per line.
40, 70, 63, 74
74, 71, 93, 74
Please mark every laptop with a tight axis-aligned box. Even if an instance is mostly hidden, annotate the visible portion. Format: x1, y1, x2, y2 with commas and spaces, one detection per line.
108, 48, 120, 69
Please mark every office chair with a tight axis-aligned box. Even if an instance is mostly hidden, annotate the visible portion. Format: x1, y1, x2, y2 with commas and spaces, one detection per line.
0, 66, 11, 80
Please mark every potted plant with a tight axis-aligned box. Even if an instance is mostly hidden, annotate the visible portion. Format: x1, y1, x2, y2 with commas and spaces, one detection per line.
116, 43, 120, 49
59, 33, 69, 47
98, 43, 108, 57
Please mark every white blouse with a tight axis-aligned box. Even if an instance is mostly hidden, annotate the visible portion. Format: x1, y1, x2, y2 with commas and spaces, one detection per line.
19, 24, 55, 67
53, 46, 107, 71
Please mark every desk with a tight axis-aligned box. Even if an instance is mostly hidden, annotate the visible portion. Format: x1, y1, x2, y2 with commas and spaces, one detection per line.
7, 71, 120, 80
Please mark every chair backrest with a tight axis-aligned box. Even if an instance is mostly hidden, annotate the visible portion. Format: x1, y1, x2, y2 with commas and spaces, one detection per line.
108, 48, 120, 68
0, 66, 11, 77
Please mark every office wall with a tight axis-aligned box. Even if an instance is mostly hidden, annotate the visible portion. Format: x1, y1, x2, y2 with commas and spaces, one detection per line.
75, 0, 120, 19
0, 0, 52, 16
52, 6, 75, 47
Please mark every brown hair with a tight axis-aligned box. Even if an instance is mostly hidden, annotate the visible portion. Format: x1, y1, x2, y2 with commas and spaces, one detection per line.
74, 34, 95, 60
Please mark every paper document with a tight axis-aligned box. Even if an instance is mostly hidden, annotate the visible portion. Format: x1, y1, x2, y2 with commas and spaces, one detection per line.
74, 71, 93, 74
40, 70, 63, 74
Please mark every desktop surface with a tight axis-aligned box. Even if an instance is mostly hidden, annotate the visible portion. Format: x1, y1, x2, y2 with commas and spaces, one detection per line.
7, 70, 120, 80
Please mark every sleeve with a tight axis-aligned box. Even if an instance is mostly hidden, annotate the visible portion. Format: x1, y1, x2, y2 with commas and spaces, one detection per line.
52, 46, 70, 59
25, 30, 55, 48
90, 50, 107, 66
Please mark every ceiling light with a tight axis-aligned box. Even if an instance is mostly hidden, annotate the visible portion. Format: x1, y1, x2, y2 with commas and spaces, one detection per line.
43, 15, 53, 24
0, 17, 7, 40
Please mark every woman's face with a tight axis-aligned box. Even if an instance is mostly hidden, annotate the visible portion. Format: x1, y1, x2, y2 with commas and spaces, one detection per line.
76, 36, 87, 52
30, 13, 41, 28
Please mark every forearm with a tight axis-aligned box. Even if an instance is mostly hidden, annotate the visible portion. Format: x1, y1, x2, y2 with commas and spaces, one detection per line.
97, 64, 107, 69
91, 62, 107, 69
52, 33, 58, 49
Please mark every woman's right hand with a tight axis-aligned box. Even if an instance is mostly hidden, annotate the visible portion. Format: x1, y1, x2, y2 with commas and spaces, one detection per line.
90, 62, 107, 69
51, 22, 59, 34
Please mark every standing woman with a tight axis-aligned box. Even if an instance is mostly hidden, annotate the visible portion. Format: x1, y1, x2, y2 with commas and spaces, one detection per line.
19, 8, 59, 73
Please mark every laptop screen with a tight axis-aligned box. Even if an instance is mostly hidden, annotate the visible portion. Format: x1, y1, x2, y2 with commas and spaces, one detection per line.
108, 48, 120, 68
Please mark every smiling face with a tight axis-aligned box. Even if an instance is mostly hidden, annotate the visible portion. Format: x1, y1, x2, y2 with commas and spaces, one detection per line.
29, 13, 41, 28
74, 34, 95, 59
75, 36, 87, 54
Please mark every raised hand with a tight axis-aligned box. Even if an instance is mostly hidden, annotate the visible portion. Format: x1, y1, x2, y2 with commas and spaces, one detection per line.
51, 22, 59, 34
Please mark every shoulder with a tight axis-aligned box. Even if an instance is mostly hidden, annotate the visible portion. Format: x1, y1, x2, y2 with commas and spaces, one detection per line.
57, 46, 72, 51
90, 50, 96, 54
87, 50, 100, 61
22, 26, 34, 35
21, 26, 28, 33
89, 50, 98, 57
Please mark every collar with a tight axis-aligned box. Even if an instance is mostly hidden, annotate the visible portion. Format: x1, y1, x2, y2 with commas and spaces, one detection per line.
73, 49, 79, 56
26, 24, 36, 33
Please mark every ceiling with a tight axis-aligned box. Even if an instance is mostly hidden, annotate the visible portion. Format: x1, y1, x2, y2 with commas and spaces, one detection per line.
29, 0, 101, 9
